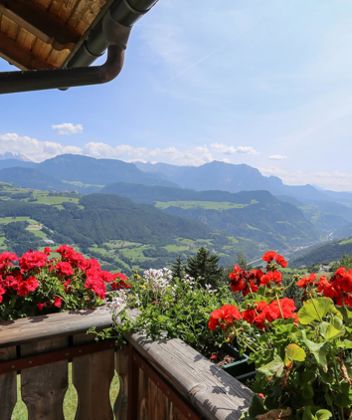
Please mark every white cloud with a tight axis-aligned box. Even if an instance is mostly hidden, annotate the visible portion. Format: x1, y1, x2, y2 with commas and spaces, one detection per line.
2, 131, 352, 191
0, 133, 81, 162
269, 154, 287, 160
52, 123, 83, 135
210, 143, 256, 155
261, 166, 352, 191
0, 132, 256, 167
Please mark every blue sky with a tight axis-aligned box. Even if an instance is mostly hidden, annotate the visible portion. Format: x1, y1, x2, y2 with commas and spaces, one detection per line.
1, 0, 352, 190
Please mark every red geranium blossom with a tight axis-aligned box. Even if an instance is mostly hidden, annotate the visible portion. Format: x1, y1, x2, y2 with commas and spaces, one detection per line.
241, 298, 297, 329
17, 276, 39, 296
296, 273, 317, 288
0, 245, 129, 320
208, 304, 241, 331
262, 251, 277, 263
0, 252, 18, 272
53, 297, 62, 308
20, 250, 48, 272
317, 268, 352, 307
228, 265, 262, 296
262, 251, 288, 268
55, 261, 74, 277
260, 270, 282, 286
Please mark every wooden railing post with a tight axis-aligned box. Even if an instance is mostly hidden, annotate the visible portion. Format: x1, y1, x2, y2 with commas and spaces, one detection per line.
114, 347, 129, 420
0, 346, 17, 420
72, 334, 115, 420
21, 337, 69, 420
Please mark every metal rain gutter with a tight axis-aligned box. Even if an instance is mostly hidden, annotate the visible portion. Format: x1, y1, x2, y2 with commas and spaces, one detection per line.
66, 0, 159, 69
0, 0, 159, 94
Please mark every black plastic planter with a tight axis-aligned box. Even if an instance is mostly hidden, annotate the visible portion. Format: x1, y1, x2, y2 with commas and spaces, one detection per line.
222, 344, 256, 383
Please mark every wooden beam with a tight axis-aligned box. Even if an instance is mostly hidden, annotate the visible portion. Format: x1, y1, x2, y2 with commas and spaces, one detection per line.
128, 335, 253, 420
0, 30, 55, 69
0, 0, 80, 50
0, 307, 112, 347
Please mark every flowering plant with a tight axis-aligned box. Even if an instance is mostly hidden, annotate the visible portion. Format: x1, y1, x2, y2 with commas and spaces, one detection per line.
0, 245, 130, 320
209, 251, 352, 419
109, 268, 233, 356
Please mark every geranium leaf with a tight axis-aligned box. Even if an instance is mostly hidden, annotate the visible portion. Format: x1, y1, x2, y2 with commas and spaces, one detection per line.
257, 355, 284, 377
315, 410, 332, 420
319, 321, 344, 341
284, 343, 306, 366
302, 332, 328, 371
298, 298, 337, 325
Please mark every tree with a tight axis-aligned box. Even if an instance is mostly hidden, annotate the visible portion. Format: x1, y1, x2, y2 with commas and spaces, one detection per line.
171, 255, 185, 279
236, 253, 249, 270
185, 247, 223, 288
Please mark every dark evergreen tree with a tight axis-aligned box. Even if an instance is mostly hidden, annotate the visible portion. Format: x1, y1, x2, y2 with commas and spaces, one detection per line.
236, 253, 249, 270
171, 255, 185, 279
185, 247, 223, 288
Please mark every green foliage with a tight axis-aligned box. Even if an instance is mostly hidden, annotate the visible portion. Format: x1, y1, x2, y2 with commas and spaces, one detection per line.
171, 255, 185, 279
110, 269, 233, 357
185, 247, 223, 288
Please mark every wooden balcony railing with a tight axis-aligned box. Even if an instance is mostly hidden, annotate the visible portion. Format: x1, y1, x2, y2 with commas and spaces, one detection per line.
0, 308, 253, 420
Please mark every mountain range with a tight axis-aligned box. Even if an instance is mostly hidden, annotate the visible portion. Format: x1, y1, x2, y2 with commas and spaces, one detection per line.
0, 153, 352, 266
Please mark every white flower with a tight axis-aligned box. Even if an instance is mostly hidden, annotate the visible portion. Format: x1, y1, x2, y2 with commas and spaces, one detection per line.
143, 268, 173, 292
107, 290, 128, 317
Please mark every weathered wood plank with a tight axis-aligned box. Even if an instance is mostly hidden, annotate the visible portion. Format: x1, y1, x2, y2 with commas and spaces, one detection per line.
114, 348, 129, 420
21, 337, 68, 420
128, 336, 253, 420
73, 333, 114, 420
0, 346, 17, 420
137, 367, 148, 420
0, 307, 112, 348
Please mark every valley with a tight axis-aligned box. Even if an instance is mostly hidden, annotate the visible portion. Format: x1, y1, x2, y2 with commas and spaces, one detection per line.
1, 154, 352, 270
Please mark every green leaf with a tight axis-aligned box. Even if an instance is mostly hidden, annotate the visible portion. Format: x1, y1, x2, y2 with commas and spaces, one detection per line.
257, 355, 284, 377
284, 343, 306, 366
298, 298, 337, 325
248, 395, 266, 417
315, 410, 333, 420
337, 339, 352, 349
319, 321, 344, 340
302, 332, 328, 371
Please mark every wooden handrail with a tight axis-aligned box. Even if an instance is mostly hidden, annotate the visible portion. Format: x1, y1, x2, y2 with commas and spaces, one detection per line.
128, 334, 253, 420
0, 307, 112, 348
0, 309, 253, 419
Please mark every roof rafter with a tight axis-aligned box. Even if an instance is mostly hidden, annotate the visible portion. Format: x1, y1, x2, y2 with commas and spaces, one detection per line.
0, 30, 54, 70
0, 0, 80, 50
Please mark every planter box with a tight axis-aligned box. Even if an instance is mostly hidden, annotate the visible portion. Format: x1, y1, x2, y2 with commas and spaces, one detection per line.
222, 344, 255, 383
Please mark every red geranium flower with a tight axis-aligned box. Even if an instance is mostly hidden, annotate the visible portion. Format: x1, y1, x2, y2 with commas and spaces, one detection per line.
262, 251, 288, 268
242, 298, 297, 329
317, 268, 352, 307
55, 261, 74, 277
53, 297, 62, 308
208, 304, 241, 331
262, 250, 277, 263
296, 273, 317, 288
17, 276, 39, 296
20, 250, 48, 272
260, 270, 282, 286
275, 254, 288, 268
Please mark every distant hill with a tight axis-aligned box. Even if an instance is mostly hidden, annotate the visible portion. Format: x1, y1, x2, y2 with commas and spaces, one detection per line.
0, 155, 176, 191
136, 161, 352, 204
0, 155, 352, 249
0, 167, 65, 190
292, 237, 352, 267
1, 154, 352, 206
0, 159, 35, 170
102, 182, 319, 251
38, 155, 175, 188
0, 193, 208, 246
